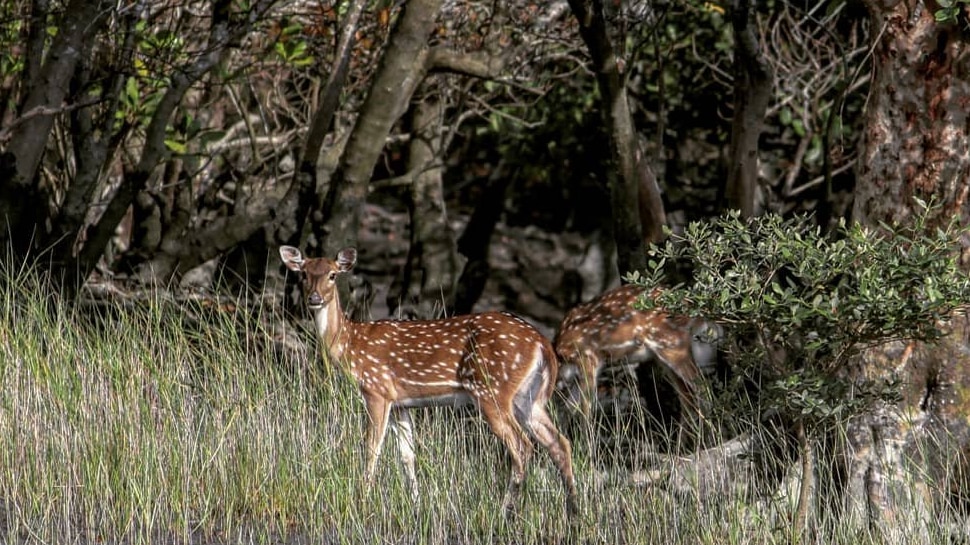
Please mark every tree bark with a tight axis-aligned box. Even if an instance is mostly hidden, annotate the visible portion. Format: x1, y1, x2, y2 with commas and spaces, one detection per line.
0, 0, 110, 265
724, 0, 773, 217
273, 0, 367, 250
388, 89, 461, 318
76, 0, 267, 286
21, 0, 51, 115
567, 0, 666, 278
312, 0, 444, 261
850, 0, 970, 535
855, 2, 970, 235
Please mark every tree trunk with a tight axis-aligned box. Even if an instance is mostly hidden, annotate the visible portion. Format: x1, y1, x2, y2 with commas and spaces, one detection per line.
567, 0, 666, 278
44, 16, 135, 279
388, 89, 461, 318
272, 0, 366, 250
312, 0, 444, 261
724, 0, 773, 217
850, 0, 970, 535
18, 0, 51, 118
855, 3, 970, 234
453, 162, 510, 315
0, 0, 110, 266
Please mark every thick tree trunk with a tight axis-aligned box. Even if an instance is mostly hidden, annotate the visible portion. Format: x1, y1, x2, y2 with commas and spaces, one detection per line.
855, 3, 970, 235
567, 0, 666, 277
850, 1, 970, 535
312, 0, 444, 261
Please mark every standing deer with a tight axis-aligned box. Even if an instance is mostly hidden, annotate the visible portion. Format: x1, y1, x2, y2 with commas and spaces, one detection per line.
554, 284, 721, 421
279, 246, 577, 514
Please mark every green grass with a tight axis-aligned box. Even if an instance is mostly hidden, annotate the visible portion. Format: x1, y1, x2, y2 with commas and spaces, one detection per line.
0, 272, 965, 544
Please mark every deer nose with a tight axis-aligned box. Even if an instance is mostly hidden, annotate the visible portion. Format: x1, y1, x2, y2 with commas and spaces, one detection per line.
308, 293, 324, 307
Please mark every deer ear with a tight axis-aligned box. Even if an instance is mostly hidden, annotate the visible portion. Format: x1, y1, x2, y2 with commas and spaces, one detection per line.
279, 245, 305, 272
335, 247, 357, 273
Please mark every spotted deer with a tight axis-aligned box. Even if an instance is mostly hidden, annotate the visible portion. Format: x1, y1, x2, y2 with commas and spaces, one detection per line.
279, 246, 577, 514
554, 284, 721, 421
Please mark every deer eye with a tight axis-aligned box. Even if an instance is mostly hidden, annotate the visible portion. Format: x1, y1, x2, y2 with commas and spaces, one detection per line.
328, 271, 337, 281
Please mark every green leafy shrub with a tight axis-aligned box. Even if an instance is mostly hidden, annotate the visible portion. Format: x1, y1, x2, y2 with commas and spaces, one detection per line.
632, 200, 970, 431
631, 201, 970, 534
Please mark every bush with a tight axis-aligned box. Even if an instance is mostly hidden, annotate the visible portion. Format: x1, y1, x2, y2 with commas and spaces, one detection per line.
633, 201, 970, 431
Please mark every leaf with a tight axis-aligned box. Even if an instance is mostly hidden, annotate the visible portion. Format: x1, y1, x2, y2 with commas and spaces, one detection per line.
164, 138, 187, 154
779, 107, 792, 126
125, 77, 139, 104
935, 7, 958, 23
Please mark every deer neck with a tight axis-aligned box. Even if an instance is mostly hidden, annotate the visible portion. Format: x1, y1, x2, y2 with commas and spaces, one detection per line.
312, 292, 354, 364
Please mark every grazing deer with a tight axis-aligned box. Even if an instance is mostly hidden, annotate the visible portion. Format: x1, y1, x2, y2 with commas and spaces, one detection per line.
554, 284, 721, 421
279, 246, 577, 514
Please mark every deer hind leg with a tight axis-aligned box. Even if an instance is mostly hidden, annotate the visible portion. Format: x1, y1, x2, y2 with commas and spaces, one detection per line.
515, 358, 579, 514
577, 351, 601, 417
390, 407, 419, 502
526, 406, 578, 514
479, 399, 533, 515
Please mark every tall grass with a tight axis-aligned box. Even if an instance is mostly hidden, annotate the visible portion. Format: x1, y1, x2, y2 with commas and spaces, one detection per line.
0, 271, 965, 544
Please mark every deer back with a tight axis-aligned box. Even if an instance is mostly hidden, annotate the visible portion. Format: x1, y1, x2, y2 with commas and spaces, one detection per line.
343, 311, 558, 405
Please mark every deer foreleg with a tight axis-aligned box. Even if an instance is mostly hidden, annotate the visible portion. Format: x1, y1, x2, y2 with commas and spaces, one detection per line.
363, 393, 392, 485
653, 347, 704, 416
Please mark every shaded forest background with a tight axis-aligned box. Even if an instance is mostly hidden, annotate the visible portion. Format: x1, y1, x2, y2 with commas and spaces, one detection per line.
0, 0, 871, 323
2, 0, 970, 536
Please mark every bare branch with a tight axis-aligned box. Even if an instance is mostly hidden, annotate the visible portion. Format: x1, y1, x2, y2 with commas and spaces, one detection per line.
427, 47, 507, 79
0, 98, 104, 146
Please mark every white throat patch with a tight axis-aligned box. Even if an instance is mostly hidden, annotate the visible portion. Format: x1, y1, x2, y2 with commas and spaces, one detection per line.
314, 304, 330, 338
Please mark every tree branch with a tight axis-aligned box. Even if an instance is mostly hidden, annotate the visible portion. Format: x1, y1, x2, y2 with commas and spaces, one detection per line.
276, 0, 368, 248
426, 47, 507, 79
